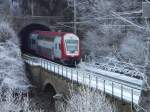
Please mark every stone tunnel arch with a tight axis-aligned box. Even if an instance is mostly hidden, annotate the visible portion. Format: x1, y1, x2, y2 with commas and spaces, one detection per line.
19, 23, 50, 53
43, 83, 56, 110
44, 83, 56, 96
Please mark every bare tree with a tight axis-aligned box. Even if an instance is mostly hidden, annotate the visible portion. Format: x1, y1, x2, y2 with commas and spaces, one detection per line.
56, 86, 115, 112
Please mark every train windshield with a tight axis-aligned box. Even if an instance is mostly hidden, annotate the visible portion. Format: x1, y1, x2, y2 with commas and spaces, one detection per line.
65, 40, 78, 53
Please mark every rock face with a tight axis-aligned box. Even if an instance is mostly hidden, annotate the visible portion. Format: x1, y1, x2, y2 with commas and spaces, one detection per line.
0, 0, 10, 15
19, 0, 73, 32
1, 0, 69, 18
21, 0, 68, 16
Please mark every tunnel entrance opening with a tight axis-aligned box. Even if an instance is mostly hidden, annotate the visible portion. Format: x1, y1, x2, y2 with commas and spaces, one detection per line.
44, 83, 56, 97
19, 24, 50, 53
44, 83, 57, 110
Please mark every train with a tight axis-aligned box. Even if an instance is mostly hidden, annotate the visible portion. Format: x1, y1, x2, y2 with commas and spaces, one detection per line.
28, 31, 81, 66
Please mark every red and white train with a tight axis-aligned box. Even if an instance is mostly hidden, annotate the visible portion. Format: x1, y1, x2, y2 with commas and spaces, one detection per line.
28, 31, 80, 65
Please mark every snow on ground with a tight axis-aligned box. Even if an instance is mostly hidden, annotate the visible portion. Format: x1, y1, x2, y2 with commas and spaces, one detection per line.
0, 22, 30, 91
80, 56, 144, 79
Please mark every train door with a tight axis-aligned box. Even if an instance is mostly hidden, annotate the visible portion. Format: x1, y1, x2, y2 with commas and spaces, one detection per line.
29, 34, 38, 52
54, 36, 61, 59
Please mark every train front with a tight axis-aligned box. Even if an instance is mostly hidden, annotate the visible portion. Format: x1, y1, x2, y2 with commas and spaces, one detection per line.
62, 33, 80, 66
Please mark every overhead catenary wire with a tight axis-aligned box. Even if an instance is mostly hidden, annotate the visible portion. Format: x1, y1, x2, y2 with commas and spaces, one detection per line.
111, 11, 146, 30
77, 16, 147, 21
8, 14, 148, 29
57, 15, 149, 25
56, 23, 86, 31
114, 10, 142, 15
57, 20, 145, 28
8, 0, 150, 30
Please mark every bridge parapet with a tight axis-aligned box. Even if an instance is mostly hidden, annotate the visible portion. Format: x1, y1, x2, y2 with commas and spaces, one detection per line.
23, 54, 143, 107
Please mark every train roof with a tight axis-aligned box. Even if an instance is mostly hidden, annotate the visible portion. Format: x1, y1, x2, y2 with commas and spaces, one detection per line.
32, 31, 72, 37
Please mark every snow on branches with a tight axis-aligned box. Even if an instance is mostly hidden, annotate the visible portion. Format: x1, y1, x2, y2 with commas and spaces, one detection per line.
56, 86, 115, 112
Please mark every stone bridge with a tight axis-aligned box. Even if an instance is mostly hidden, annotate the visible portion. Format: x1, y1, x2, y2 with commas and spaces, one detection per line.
26, 63, 70, 97
23, 54, 143, 112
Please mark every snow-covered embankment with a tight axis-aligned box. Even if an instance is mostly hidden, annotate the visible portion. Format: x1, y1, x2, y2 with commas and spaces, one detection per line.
0, 21, 33, 111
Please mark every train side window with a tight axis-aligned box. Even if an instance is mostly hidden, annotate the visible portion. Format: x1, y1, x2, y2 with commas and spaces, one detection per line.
55, 44, 57, 49
37, 35, 41, 40
32, 39, 36, 44
59, 44, 61, 49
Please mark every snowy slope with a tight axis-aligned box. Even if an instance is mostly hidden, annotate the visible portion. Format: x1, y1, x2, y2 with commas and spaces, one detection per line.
0, 22, 30, 91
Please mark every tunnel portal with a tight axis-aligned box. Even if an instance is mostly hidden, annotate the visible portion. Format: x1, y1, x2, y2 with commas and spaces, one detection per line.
19, 24, 50, 53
